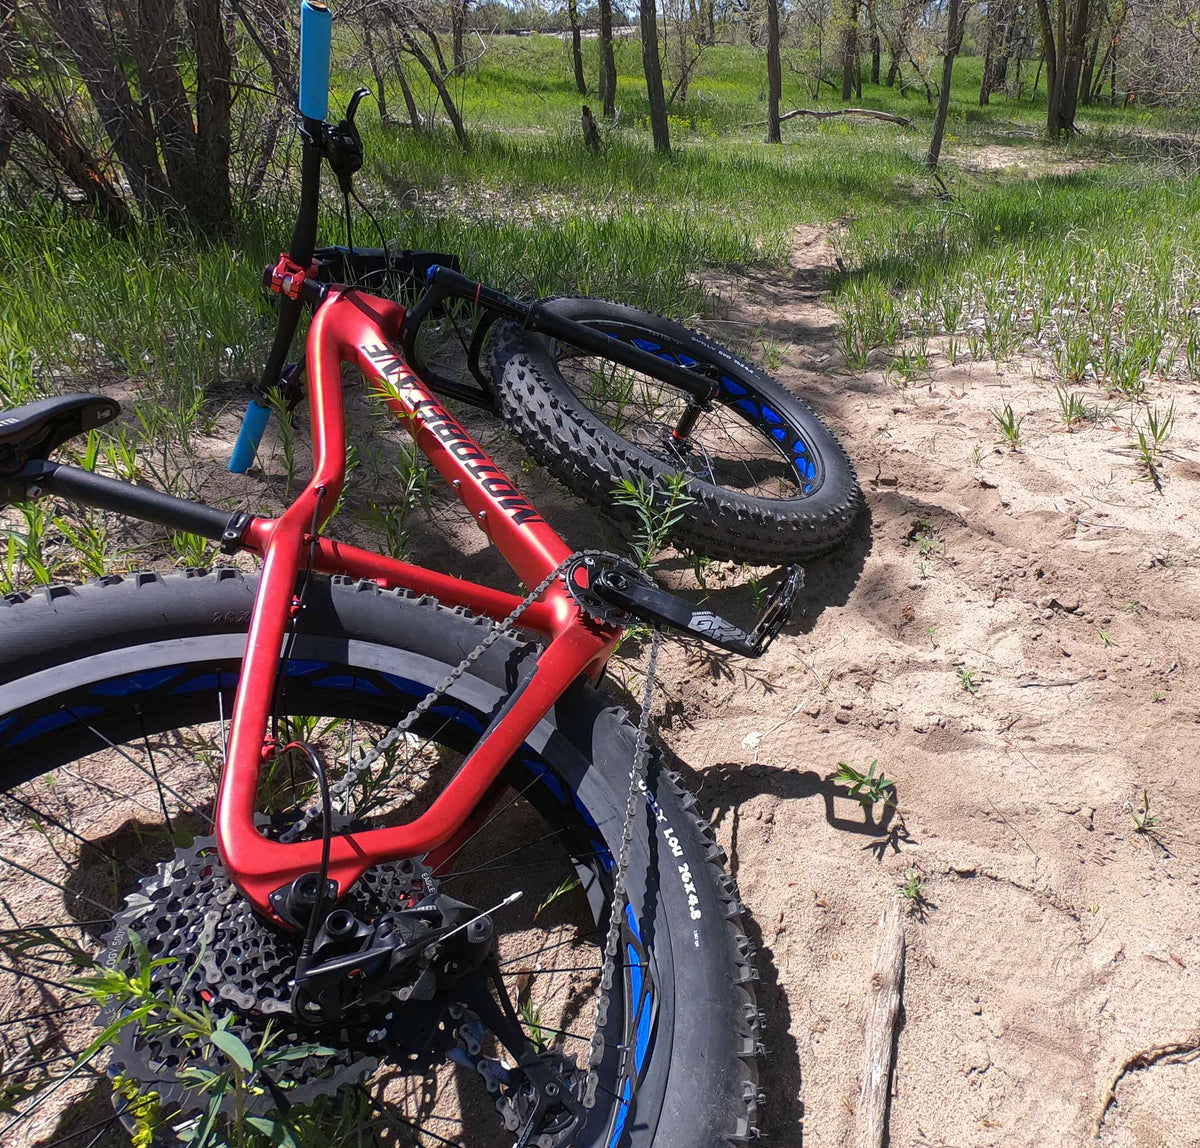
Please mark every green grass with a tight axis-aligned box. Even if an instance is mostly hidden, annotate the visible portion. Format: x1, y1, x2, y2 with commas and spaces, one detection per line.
833, 166, 1200, 391
1, 35, 1195, 459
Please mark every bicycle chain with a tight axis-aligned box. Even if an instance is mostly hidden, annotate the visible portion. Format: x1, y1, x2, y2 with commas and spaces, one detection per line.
276, 548, 662, 1129
583, 627, 659, 1112
279, 555, 577, 843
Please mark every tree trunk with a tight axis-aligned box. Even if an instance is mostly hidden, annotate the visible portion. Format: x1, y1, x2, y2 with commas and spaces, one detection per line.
42, 0, 167, 212
402, 30, 469, 148
385, 27, 424, 130
996, 6, 1015, 88
363, 22, 389, 123
186, 0, 233, 227
1, 85, 132, 230
134, 0, 198, 198
886, 47, 900, 86
568, 0, 586, 94
980, 2, 997, 104
640, 0, 670, 152
841, 0, 860, 101
451, 0, 465, 75
926, 0, 963, 169
1079, 1, 1105, 107
1034, 1, 1059, 127
416, 20, 449, 75
1057, 0, 1091, 131
598, 0, 617, 117
766, 0, 781, 143
1036, 0, 1091, 135
868, 0, 880, 84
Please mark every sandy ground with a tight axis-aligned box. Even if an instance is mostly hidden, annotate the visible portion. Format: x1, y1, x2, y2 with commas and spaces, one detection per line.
4, 224, 1200, 1148
658, 227, 1200, 1148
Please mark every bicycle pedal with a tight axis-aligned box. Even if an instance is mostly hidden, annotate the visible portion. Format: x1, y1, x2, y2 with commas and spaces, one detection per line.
592, 564, 803, 658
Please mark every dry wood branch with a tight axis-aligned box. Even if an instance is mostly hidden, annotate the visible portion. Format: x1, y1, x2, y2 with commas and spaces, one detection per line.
1093, 1034, 1200, 1137
854, 899, 906, 1148
743, 107, 912, 128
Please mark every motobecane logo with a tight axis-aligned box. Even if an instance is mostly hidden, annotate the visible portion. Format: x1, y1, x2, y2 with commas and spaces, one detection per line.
363, 344, 544, 526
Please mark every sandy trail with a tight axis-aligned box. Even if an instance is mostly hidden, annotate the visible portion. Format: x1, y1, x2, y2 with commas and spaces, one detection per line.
656, 225, 1200, 1148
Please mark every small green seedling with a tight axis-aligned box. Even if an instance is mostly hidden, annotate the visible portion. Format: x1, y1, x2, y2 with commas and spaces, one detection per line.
957, 666, 980, 695
834, 760, 895, 809
1130, 789, 1162, 834
1056, 386, 1094, 430
899, 866, 926, 902
992, 403, 1023, 450
1097, 628, 1113, 647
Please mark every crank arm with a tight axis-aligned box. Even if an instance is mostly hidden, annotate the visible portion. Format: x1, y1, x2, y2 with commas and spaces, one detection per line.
593, 564, 804, 657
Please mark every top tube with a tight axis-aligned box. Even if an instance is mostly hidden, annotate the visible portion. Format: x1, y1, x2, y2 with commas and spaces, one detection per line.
298, 0, 333, 121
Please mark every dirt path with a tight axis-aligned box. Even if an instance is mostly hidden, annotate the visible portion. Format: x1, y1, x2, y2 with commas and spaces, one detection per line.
653, 228, 1200, 1147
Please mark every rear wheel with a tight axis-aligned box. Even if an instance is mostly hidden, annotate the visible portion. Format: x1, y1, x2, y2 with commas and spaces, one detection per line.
0, 571, 762, 1147
490, 298, 862, 563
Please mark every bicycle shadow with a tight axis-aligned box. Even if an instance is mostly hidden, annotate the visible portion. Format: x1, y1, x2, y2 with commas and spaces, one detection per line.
650, 500, 874, 640
655, 751, 913, 1146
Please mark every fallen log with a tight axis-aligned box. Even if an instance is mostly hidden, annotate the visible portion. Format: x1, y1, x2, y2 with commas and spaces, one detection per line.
743, 107, 912, 129
854, 899, 906, 1148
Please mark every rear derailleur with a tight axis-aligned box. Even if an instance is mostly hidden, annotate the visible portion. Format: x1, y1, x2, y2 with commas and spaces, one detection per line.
281, 874, 585, 1147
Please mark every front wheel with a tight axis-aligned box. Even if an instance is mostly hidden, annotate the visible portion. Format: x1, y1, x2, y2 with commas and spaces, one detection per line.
489, 298, 863, 563
0, 571, 762, 1147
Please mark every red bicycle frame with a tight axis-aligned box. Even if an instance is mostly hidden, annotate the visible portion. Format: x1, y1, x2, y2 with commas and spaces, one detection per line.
215, 285, 620, 922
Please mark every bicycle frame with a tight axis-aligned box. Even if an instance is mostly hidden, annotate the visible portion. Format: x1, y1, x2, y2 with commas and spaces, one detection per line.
219, 285, 621, 922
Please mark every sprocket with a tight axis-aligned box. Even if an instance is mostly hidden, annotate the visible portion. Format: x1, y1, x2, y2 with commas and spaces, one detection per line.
99, 836, 443, 1117
562, 550, 655, 628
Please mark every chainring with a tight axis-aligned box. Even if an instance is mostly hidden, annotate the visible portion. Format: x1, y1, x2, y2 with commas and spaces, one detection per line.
562, 551, 655, 628
100, 835, 442, 1118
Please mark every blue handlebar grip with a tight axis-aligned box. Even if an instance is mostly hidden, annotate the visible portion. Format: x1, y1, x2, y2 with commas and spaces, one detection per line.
298, 0, 333, 121
228, 400, 271, 473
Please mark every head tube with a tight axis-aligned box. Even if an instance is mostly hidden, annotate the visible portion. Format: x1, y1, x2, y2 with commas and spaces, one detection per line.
298, 0, 333, 121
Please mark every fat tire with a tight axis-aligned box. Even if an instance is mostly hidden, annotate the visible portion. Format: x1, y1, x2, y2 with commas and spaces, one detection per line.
489, 297, 862, 563
0, 570, 763, 1147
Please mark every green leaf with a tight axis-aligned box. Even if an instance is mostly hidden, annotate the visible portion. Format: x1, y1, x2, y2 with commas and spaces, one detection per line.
80, 1002, 157, 1060
245, 1116, 299, 1148
186, 1087, 224, 1148
208, 1028, 254, 1073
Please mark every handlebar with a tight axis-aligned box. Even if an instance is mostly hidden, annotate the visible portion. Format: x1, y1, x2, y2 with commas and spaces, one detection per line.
298, 0, 333, 122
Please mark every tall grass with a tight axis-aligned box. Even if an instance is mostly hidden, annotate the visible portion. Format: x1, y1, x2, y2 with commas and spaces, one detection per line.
833, 165, 1200, 390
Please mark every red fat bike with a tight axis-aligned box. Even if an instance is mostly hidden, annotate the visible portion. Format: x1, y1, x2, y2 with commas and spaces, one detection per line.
0, 5, 838, 1146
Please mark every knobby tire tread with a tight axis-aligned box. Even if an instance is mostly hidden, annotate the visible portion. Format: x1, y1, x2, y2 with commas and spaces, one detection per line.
488, 298, 863, 564
0, 569, 764, 1146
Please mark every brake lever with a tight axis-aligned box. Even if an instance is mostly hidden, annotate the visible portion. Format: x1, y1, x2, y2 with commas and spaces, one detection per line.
325, 86, 371, 194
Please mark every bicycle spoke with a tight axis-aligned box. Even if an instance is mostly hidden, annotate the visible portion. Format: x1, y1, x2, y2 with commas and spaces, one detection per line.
0, 855, 115, 916
1, 793, 124, 868
62, 707, 209, 825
